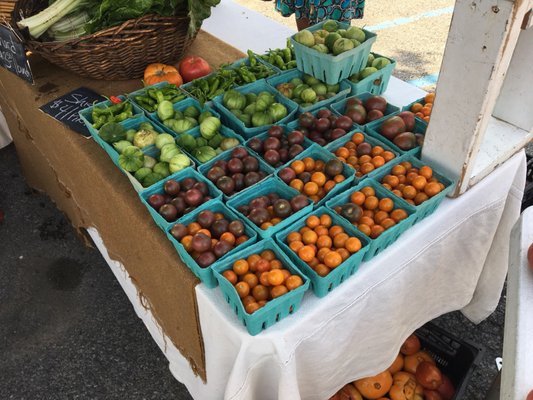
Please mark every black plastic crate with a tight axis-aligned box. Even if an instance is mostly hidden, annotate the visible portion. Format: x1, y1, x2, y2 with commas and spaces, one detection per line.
415, 323, 484, 399
522, 154, 533, 211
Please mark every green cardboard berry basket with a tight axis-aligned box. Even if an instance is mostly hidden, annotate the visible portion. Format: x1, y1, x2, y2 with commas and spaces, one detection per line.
275, 207, 369, 297
243, 124, 314, 170
165, 199, 258, 289
266, 69, 351, 115
290, 21, 377, 85
325, 179, 417, 261
212, 79, 298, 140
127, 82, 189, 115
227, 176, 314, 239
329, 92, 400, 127
365, 112, 428, 158
139, 166, 223, 231
370, 156, 456, 224
212, 238, 310, 335
343, 53, 397, 96
198, 145, 275, 201
324, 128, 400, 183
275, 143, 356, 207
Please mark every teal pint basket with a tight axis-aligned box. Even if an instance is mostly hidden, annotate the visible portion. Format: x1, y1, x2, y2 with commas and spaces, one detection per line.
166, 199, 257, 288
127, 82, 188, 115
365, 113, 428, 158
371, 156, 456, 224
325, 128, 400, 183
275, 207, 369, 297
212, 239, 310, 335
212, 79, 298, 139
139, 167, 223, 231
266, 69, 351, 115
325, 179, 417, 261
244, 125, 314, 170
227, 176, 314, 239
290, 21, 377, 85
276, 144, 356, 207
198, 146, 275, 201
329, 92, 400, 127
174, 125, 244, 166
343, 53, 397, 96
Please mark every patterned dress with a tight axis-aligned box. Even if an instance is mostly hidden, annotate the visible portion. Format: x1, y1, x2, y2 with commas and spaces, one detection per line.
276, 0, 365, 24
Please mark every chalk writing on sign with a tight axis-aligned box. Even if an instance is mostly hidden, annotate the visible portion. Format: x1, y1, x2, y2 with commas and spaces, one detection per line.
0, 24, 33, 83
40, 87, 106, 137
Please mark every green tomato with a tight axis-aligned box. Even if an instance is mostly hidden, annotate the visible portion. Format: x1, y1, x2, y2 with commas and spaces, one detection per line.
118, 146, 144, 172
200, 116, 221, 140
133, 129, 157, 148
245, 93, 257, 105
243, 103, 256, 116
220, 137, 240, 151
238, 114, 252, 127
289, 78, 304, 87
113, 140, 132, 154
293, 84, 309, 99
177, 133, 196, 152
157, 100, 174, 121
322, 19, 338, 32
268, 103, 288, 122
169, 154, 191, 173
183, 105, 200, 119
312, 44, 329, 54
312, 29, 329, 45
171, 119, 196, 134
139, 122, 154, 131
155, 133, 175, 150
303, 74, 321, 86
173, 110, 184, 120
332, 38, 355, 56
125, 129, 136, 143
134, 167, 152, 182
294, 30, 315, 47
193, 146, 217, 163
252, 111, 274, 127
223, 90, 247, 110
160, 143, 182, 163
196, 137, 208, 148
326, 83, 340, 93
372, 57, 391, 70
276, 83, 294, 99
311, 83, 328, 96
143, 155, 157, 169
300, 88, 317, 103
208, 133, 223, 149
153, 162, 171, 177
198, 110, 214, 124
99, 122, 126, 144
366, 53, 375, 67
344, 26, 366, 43
142, 172, 164, 188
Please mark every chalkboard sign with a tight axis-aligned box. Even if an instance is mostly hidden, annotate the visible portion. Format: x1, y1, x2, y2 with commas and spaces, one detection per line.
40, 87, 106, 137
0, 23, 33, 83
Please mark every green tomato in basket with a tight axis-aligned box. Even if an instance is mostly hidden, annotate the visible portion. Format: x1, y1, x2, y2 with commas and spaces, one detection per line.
332, 38, 355, 56
293, 84, 309, 99
223, 90, 247, 110
143, 155, 157, 169
193, 146, 217, 163
326, 83, 340, 93
243, 103, 256, 116
118, 145, 144, 172
349, 74, 360, 83
172, 119, 196, 134
238, 113, 252, 127
177, 133, 196, 152
276, 83, 295, 99
220, 137, 240, 151
289, 77, 304, 87
303, 74, 321, 86
312, 83, 328, 96
372, 57, 391, 70
345, 26, 366, 43
313, 29, 329, 45
350, 39, 362, 48
125, 129, 136, 143
325, 33, 341, 52
183, 105, 200, 119
312, 44, 329, 54
134, 167, 152, 182
113, 140, 132, 154
169, 154, 191, 173
337, 29, 347, 38
255, 92, 275, 112
268, 103, 288, 122
322, 20, 338, 32
300, 88, 317, 103
153, 162, 171, 178
99, 122, 126, 144
196, 137, 208, 148
366, 53, 375, 67
245, 93, 257, 106
160, 143, 182, 163
154, 133, 174, 150
198, 110, 215, 124
139, 122, 154, 131
200, 116, 221, 140
294, 29, 315, 47
174, 110, 184, 120
359, 67, 378, 79
157, 100, 174, 121
142, 172, 164, 188
252, 111, 274, 127
133, 129, 157, 148
208, 133, 223, 149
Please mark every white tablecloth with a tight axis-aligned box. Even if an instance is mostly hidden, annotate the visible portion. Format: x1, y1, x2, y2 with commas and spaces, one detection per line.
90, 151, 526, 400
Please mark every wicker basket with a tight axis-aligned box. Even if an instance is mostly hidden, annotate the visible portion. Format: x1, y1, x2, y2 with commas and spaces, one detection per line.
0, 1, 17, 22
12, 0, 197, 80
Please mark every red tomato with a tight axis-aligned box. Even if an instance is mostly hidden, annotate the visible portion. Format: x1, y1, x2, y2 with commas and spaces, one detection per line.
178, 56, 211, 83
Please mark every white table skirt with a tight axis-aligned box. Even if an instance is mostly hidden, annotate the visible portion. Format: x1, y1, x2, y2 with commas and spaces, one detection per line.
89, 151, 526, 400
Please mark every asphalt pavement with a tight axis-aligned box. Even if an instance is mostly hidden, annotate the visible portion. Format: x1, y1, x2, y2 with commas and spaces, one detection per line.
0, 142, 509, 399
